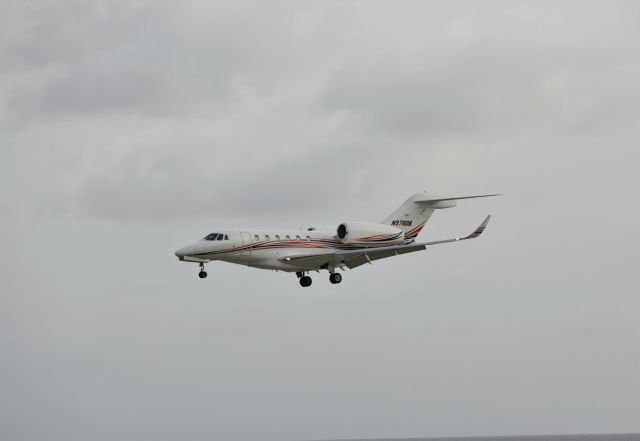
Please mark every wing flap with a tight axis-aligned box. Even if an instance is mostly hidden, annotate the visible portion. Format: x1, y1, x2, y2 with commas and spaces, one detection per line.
344, 248, 396, 269
344, 244, 427, 269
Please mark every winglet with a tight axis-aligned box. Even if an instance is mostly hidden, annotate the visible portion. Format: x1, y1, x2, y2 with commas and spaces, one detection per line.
423, 215, 493, 246
464, 215, 491, 239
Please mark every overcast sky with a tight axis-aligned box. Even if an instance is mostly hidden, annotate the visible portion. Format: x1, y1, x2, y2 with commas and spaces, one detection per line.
1, 1, 639, 440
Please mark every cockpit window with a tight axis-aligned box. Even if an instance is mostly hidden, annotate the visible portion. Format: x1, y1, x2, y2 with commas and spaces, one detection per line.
204, 233, 229, 241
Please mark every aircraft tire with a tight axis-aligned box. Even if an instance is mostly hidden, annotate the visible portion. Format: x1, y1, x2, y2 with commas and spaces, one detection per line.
300, 276, 312, 287
329, 273, 342, 284
198, 271, 207, 279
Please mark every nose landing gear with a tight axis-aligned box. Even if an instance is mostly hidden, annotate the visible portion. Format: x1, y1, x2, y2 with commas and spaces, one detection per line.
198, 262, 207, 279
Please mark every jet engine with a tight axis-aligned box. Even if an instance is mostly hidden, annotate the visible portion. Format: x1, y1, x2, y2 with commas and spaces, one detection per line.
336, 222, 404, 247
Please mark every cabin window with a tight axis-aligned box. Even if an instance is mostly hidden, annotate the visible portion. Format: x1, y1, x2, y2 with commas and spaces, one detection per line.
275, 235, 280, 240
254, 234, 259, 241
285, 235, 291, 240
306, 235, 311, 241
265, 235, 270, 241
295, 235, 301, 240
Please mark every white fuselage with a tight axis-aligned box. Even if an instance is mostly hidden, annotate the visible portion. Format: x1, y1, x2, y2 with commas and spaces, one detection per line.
175, 227, 412, 272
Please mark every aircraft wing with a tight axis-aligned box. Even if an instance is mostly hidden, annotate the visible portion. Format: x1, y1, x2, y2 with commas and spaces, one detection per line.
282, 215, 491, 270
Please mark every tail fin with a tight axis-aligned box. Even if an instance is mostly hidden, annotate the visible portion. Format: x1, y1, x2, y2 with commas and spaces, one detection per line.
382, 191, 500, 240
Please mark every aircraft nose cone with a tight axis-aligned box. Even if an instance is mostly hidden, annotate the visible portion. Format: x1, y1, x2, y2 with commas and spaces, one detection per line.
175, 246, 189, 258
175, 242, 205, 260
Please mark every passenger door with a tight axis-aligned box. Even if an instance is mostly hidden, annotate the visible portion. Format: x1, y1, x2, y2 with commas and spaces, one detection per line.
240, 232, 252, 255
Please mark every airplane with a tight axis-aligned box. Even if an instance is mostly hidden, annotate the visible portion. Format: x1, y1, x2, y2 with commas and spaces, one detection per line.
174, 191, 500, 287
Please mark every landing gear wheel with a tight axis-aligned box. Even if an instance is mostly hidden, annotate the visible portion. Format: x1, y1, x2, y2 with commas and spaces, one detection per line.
329, 273, 342, 284
299, 276, 312, 287
198, 263, 207, 279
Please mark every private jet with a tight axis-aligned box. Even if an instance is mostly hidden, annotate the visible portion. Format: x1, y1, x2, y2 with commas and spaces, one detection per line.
175, 191, 499, 287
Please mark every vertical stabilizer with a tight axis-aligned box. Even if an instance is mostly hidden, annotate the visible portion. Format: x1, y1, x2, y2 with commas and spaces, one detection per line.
381, 192, 443, 240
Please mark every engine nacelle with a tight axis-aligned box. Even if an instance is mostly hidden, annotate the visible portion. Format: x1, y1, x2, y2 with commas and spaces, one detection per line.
336, 222, 404, 246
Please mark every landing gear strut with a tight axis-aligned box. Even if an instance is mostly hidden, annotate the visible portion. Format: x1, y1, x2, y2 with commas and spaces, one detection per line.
329, 273, 342, 284
198, 262, 207, 279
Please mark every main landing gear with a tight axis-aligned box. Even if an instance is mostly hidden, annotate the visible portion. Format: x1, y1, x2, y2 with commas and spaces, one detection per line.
296, 271, 342, 286
198, 262, 207, 279
296, 271, 312, 287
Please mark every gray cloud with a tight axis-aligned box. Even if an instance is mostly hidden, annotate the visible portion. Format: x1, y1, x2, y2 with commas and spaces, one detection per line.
321, 3, 640, 136
65, 142, 373, 223
1, 2, 234, 127
1, 1, 640, 440
1, 2, 350, 128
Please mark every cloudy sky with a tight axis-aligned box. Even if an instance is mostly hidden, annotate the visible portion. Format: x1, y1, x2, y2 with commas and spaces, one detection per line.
1, 1, 639, 440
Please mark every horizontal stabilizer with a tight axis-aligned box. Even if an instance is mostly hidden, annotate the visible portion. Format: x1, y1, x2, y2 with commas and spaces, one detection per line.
415, 194, 501, 203
413, 193, 501, 209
